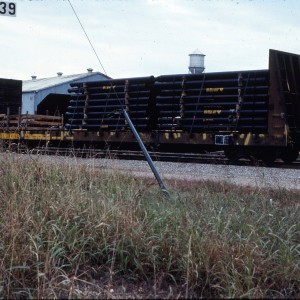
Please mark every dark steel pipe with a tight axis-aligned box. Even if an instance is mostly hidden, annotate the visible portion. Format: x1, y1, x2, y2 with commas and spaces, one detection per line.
70, 97, 150, 103
158, 109, 268, 115
65, 123, 148, 129
158, 124, 267, 129
67, 109, 146, 115
156, 101, 267, 107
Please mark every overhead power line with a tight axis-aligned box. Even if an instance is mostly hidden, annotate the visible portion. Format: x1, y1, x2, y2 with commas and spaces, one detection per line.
67, 0, 108, 76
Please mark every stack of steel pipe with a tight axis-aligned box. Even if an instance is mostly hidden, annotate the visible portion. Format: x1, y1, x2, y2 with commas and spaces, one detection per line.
155, 70, 269, 133
65, 70, 269, 134
66, 76, 155, 131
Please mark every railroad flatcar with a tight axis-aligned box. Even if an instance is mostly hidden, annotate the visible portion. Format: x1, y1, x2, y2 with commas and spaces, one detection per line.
0, 49, 299, 164
66, 49, 300, 164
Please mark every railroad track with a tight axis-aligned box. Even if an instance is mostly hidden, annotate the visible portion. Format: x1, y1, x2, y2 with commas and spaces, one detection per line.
24, 146, 300, 169
28, 147, 227, 163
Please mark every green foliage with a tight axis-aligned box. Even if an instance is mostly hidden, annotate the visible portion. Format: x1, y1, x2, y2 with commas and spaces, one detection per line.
0, 153, 299, 298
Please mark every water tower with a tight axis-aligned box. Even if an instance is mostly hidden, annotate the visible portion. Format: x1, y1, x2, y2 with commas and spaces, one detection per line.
188, 49, 205, 74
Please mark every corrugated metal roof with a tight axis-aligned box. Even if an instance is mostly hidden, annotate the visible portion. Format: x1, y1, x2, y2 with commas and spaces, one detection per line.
22, 72, 110, 92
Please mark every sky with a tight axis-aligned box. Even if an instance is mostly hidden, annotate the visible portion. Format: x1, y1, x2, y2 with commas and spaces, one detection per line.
0, 0, 299, 80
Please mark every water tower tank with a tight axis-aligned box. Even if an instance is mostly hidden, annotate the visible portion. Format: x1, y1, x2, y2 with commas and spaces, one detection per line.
188, 49, 205, 74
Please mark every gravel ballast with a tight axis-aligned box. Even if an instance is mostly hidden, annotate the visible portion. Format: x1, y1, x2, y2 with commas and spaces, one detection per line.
20, 154, 300, 191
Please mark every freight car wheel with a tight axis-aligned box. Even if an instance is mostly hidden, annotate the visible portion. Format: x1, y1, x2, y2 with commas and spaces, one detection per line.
280, 147, 300, 164
224, 148, 238, 162
260, 150, 277, 166
8, 143, 18, 153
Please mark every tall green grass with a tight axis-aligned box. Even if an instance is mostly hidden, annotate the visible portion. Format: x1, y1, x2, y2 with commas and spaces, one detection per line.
0, 153, 299, 298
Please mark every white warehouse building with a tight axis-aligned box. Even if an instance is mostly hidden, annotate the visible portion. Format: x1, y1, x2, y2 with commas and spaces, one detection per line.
22, 69, 110, 115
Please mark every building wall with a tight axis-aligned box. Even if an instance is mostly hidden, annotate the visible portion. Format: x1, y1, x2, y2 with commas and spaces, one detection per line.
22, 73, 109, 114
22, 92, 35, 114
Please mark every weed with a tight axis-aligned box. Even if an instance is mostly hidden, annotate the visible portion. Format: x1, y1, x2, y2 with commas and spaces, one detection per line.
0, 153, 299, 298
